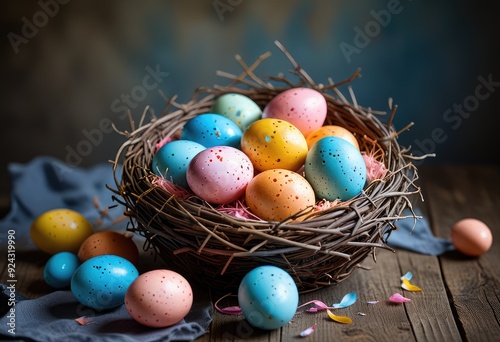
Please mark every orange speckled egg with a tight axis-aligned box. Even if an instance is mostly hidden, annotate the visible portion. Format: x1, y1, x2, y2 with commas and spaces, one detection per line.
245, 169, 316, 221
78, 231, 139, 265
451, 218, 493, 257
30, 209, 94, 255
241, 118, 308, 172
306, 125, 359, 150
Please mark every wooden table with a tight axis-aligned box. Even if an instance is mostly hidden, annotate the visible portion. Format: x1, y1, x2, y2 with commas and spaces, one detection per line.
1, 165, 499, 341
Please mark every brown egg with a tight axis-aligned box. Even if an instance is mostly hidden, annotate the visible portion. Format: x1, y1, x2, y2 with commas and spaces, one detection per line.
78, 231, 139, 265
451, 218, 493, 257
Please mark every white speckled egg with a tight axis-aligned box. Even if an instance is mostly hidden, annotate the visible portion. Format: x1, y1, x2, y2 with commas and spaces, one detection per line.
186, 146, 254, 204
211, 93, 262, 130
125, 270, 193, 328
238, 265, 299, 330
305, 136, 366, 201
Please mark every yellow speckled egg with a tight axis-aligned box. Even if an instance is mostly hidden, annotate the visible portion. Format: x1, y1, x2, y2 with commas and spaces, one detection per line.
306, 125, 359, 150
241, 118, 308, 172
30, 209, 94, 255
245, 169, 316, 221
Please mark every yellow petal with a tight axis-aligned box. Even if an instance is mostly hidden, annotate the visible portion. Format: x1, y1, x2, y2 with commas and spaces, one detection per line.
402, 278, 422, 292
327, 309, 353, 324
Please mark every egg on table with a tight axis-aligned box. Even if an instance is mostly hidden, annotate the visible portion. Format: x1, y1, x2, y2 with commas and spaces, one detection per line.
451, 218, 493, 257
78, 230, 139, 265
43, 251, 81, 289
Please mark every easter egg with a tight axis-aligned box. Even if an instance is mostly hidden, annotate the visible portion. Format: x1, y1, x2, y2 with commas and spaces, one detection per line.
186, 146, 254, 204
71, 255, 139, 310
43, 252, 81, 289
306, 125, 360, 150
125, 270, 193, 328
451, 218, 493, 257
238, 265, 299, 330
245, 169, 316, 221
262, 87, 327, 137
305, 136, 366, 201
211, 93, 262, 130
180, 113, 243, 149
241, 118, 308, 172
30, 209, 94, 255
152, 140, 205, 188
78, 231, 139, 265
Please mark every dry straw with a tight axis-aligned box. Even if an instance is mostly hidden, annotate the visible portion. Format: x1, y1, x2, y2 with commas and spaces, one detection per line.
111, 41, 422, 292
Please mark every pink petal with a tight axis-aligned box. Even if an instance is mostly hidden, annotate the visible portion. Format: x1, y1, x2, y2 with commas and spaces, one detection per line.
389, 293, 411, 303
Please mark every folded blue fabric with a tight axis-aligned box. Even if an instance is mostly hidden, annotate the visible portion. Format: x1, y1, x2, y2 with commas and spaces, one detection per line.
0, 283, 212, 342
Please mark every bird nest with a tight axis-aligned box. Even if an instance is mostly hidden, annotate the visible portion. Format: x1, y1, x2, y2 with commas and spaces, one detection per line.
111, 41, 421, 292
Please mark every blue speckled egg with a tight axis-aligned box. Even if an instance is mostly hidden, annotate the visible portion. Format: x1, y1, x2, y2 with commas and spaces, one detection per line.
211, 93, 262, 130
238, 265, 298, 330
152, 140, 205, 188
71, 255, 138, 310
305, 136, 366, 201
43, 252, 80, 289
180, 113, 243, 149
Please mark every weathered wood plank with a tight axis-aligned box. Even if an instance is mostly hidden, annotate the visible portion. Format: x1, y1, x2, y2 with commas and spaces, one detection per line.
421, 165, 500, 342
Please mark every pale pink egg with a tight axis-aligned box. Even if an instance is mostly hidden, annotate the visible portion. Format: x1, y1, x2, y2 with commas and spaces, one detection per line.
451, 218, 493, 257
186, 146, 254, 204
125, 270, 193, 328
262, 87, 327, 137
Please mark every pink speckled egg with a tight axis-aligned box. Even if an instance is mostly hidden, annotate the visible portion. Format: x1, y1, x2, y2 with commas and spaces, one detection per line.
125, 270, 193, 328
263, 87, 327, 137
186, 146, 254, 204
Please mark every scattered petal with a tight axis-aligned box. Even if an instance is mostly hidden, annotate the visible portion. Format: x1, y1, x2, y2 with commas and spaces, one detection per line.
298, 300, 335, 313
214, 294, 243, 315
366, 300, 379, 305
299, 323, 317, 337
75, 316, 94, 326
401, 271, 413, 281
356, 312, 367, 316
389, 293, 411, 303
332, 292, 357, 309
401, 278, 423, 292
327, 309, 353, 324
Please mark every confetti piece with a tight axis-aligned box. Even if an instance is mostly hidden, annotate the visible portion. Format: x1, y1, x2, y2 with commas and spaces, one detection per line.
356, 312, 367, 316
401, 278, 423, 292
327, 309, 353, 324
299, 323, 317, 337
298, 300, 336, 313
401, 271, 413, 281
332, 292, 357, 309
366, 301, 379, 305
214, 294, 243, 315
75, 316, 94, 326
389, 293, 411, 303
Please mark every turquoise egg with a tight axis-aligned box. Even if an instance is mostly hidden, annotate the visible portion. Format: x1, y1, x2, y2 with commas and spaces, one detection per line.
71, 255, 138, 310
152, 140, 205, 188
180, 113, 243, 149
43, 252, 81, 289
238, 265, 298, 330
211, 93, 262, 130
305, 136, 366, 201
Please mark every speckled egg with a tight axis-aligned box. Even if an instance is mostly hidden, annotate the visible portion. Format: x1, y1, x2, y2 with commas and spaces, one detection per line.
305, 136, 366, 201
30, 209, 94, 255
78, 231, 139, 265
238, 265, 299, 330
245, 169, 316, 221
262, 87, 327, 137
125, 270, 193, 328
240, 118, 308, 172
71, 255, 139, 310
180, 113, 243, 149
306, 125, 359, 150
186, 146, 254, 204
211, 93, 262, 130
152, 140, 205, 188
43, 252, 81, 289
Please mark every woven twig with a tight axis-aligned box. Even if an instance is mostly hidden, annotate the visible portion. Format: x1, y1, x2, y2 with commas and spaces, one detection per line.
111, 41, 421, 292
